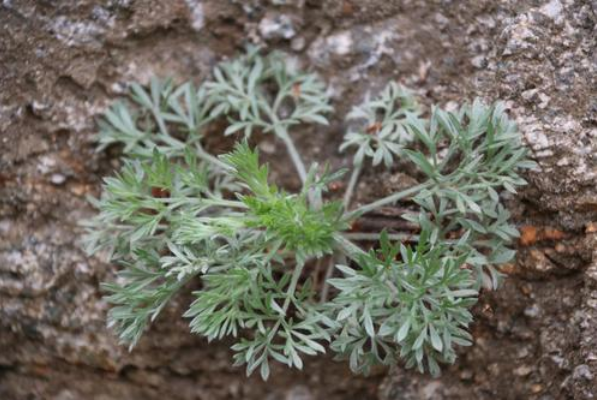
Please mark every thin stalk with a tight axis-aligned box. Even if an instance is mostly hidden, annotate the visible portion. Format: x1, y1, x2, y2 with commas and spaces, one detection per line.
310, 258, 324, 302
343, 232, 420, 242
195, 145, 233, 172
263, 99, 308, 185
333, 233, 367, 261
267, 261, 305, 342
343, 163, 362, 209
275, 125, 307, 184
320, 252, 346, 303
345, 182, 429, 220
205, 199, 249, 209
340, 232, 492, 249
156, 197, 248, 209
272, 85, 291, 113
282, 262, 305, 311
319, 259, 334, 303
264, 240, 283, 264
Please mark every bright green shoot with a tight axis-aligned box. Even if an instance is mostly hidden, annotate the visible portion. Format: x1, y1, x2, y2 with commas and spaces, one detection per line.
83, 49, 536, 380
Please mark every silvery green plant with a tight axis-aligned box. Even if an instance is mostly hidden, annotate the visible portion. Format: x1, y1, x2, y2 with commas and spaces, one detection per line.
84, 49, 536, 379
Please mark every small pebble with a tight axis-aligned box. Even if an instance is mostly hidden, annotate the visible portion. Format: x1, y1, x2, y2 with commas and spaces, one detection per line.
50, 173, 67, 185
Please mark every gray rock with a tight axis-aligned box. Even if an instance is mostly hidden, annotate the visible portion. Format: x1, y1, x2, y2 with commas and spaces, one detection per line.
1, 0, 596, 399
259, 13, 296, 40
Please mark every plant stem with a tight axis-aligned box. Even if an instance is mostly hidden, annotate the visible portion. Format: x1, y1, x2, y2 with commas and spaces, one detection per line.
344, 182, 429, 220
343, 232, 420, 242
274, 125, 307, 184
267, 253, 302, 342
157, 197, 248, 209
195, 145, 233, 172
205, 199, 249, 209
264, 99, 308, 185
333, 233, 367, 261
282, 261, 305, 312
310, 258, 324, 302
343, 163, 362, 209
319, 259, 334, 303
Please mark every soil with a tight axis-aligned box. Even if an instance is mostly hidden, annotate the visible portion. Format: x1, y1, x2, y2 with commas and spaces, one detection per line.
0, 1, 596, 399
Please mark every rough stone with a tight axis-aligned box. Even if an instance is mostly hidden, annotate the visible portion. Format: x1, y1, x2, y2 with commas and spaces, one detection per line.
1, 0, 596, 399
259, 13, 297, 40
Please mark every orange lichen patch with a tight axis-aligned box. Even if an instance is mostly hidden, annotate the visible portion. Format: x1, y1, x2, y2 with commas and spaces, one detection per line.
519, 225, 566, 246
543, 227, 565, 241
519, 225, 538, 246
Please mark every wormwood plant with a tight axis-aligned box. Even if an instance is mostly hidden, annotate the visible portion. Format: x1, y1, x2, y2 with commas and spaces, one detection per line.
84, 49, 535, 379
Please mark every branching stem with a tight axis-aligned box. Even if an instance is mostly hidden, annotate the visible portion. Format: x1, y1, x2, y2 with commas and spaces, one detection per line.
268, 261, 305, 341
343, 232, 420, 242
319, 258, 335, 303
283, 262, 305, 312
333, 233, 367, 261
275, 126, 308, 184
263, 98, 309, 185
343, 163, 362, 209
195, 145, 234, 172
204, 199, 249, 209
344, 182, 430, 220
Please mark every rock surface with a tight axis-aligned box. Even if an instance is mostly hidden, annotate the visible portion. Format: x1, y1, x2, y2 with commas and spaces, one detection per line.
0, 0, 595, 399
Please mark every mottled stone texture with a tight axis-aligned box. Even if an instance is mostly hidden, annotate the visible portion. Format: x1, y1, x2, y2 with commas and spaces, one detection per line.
0, 0, 595, 399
